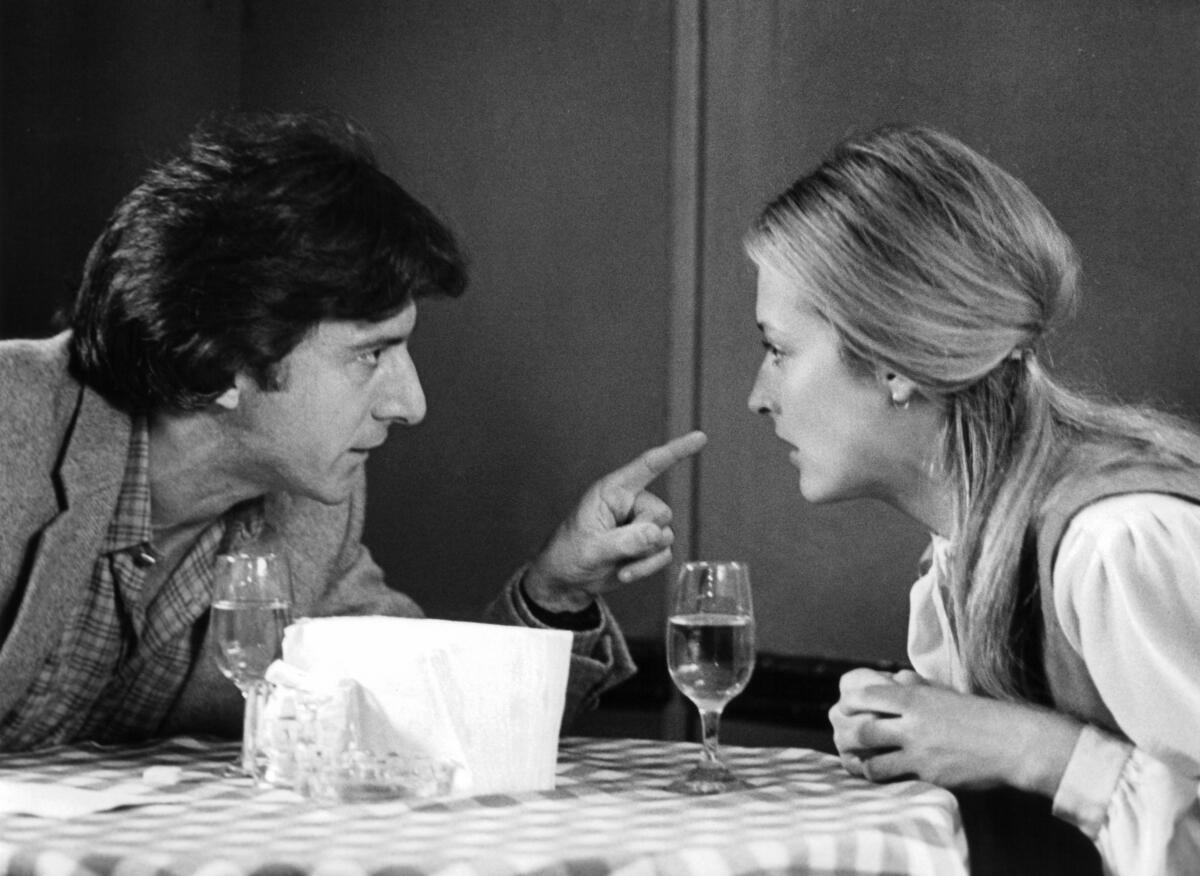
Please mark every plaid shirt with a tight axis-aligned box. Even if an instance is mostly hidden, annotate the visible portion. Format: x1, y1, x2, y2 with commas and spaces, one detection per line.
0, 420, 254, 749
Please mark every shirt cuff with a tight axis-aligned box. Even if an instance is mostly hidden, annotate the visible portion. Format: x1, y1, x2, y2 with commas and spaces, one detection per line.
492, 566, 606, 658
517, 575, 602, 632
1052, 723, 1135, 839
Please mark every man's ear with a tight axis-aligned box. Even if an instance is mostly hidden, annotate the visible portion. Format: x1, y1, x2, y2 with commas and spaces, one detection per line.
213, 386, 240, 410
881, 370, 919, 407
214, 371, 259, 410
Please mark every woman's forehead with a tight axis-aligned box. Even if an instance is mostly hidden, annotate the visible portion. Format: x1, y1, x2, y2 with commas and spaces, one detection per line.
755, 265, 824, 324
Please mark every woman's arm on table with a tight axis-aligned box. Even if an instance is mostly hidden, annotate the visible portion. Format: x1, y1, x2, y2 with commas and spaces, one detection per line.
832, 493, 1200, 876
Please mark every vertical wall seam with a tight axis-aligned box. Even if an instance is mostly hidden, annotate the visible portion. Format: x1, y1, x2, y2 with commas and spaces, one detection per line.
690, 0, 706, 560
663, 0, 705, 741
666, 0, 705, 567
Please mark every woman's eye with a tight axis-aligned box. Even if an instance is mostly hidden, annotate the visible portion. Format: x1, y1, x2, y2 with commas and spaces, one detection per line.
761, 340, 783, 363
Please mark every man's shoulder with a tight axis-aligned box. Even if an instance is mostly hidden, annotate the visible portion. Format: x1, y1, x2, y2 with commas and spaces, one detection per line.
0, 332, 73, 408
0, 331, 71, 362
0, 333, 83, 477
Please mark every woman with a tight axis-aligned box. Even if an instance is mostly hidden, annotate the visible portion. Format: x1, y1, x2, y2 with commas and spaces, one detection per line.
745, 124, 1200, 875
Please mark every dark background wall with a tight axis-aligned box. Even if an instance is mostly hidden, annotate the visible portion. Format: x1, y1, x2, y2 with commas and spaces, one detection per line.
697, 0, 1200, 662
1, 2, 243, 336
3, 2, 1198, 719
1, 0, 678, 641
238, 1, 677, 630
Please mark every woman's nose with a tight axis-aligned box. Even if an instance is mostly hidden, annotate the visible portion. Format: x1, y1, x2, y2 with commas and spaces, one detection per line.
748, 365, 773, 415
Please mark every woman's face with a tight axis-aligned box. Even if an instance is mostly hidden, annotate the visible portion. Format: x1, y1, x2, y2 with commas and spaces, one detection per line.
747, 263, 925, 506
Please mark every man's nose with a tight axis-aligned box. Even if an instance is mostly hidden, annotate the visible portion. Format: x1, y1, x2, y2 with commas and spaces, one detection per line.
376, 350, 426, 425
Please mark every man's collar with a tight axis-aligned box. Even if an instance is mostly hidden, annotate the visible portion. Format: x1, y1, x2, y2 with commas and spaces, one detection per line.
101, 418, 153, 555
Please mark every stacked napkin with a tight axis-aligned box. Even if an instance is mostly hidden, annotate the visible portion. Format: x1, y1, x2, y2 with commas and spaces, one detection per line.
261, 616, 572, 799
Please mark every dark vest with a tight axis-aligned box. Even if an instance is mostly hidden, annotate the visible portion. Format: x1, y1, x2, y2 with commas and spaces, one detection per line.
1033, 461, 1200, 736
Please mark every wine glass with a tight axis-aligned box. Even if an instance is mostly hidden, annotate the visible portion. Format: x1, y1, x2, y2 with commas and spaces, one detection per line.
665, 560, 755, 794
210, 534, 293, 781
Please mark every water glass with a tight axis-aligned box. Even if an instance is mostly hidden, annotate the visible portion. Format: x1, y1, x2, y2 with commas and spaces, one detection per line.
666, 560, 755, 794
210, 536, 293, 780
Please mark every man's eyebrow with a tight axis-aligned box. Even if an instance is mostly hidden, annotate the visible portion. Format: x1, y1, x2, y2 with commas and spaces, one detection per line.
348, 330, 409, 351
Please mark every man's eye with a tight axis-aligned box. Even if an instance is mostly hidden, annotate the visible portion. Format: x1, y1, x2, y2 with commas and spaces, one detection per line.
358, 347, 384, 365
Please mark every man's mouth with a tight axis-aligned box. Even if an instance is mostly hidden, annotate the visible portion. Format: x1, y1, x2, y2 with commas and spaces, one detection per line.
352, 437, 388, 454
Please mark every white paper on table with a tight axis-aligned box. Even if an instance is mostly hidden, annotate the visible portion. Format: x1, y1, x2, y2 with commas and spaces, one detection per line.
272, 616, 573, 795
264, 651, 472, 793
0, 779, 188, 819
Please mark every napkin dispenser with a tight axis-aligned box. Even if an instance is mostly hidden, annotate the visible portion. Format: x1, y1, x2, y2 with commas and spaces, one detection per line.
260, 615, 573, 800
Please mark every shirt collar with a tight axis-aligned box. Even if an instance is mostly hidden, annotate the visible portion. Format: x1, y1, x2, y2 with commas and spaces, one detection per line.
101, 418, 153, 555
101, 416, 269, 560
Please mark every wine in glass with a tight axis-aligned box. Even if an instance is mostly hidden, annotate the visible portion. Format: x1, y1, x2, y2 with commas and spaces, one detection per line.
210, 535, 293, 781
666, 560, 755, 794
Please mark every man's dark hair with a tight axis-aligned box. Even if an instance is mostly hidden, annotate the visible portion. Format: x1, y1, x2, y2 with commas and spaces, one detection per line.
68, 110, 467, 412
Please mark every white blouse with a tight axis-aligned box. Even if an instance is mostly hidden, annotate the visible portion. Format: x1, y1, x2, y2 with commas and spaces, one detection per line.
908, 493, 1200, 876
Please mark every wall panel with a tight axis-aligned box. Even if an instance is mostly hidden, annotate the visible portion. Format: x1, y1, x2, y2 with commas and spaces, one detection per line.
3, 1, 1197, 675
239, 1, 678, 632
698, 0, 1200, 662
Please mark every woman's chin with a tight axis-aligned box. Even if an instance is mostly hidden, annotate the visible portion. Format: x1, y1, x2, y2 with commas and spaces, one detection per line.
797, 473, 851, 505
797, 476, 828, 503
789, 455, 843, 503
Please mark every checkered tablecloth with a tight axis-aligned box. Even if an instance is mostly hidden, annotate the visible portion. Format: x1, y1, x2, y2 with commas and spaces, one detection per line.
0, 736, 967, 876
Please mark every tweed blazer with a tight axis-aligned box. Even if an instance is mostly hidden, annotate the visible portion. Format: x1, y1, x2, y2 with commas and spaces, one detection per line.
0, 334, 632, 741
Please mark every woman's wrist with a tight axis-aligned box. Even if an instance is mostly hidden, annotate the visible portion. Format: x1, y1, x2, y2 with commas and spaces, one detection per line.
1009, 707, 1084, 797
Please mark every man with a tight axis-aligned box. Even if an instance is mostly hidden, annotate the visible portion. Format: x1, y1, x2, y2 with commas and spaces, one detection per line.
0, 111, 705, 749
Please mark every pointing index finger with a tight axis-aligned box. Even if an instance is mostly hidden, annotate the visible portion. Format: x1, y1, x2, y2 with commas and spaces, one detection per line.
607, 430, 707, 492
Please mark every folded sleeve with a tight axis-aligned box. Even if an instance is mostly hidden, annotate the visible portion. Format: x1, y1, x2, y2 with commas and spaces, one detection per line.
1050, 493, 1200, 875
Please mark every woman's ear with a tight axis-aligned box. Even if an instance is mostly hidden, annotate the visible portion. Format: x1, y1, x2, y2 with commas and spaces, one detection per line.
881, 370, 919, 407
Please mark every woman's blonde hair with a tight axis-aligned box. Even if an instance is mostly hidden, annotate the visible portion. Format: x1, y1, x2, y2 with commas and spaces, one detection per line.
745, 124, 1200, 702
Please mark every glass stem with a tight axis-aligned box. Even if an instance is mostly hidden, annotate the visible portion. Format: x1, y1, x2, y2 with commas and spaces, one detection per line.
242, 679, 266, 780
698, 708, 725, 768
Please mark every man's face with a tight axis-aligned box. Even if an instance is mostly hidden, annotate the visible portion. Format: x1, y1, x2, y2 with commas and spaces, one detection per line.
227, 303, 425, 505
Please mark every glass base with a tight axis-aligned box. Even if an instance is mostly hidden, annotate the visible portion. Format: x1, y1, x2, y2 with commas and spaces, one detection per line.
666, 761, 751, 795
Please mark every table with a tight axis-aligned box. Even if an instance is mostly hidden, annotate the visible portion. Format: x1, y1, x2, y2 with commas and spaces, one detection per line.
0, 736, 968, 876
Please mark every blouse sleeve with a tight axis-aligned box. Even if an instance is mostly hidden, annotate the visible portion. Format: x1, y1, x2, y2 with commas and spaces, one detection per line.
1050, 493, 1200, 875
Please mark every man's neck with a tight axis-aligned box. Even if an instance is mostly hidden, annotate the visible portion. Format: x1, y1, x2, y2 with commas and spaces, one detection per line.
147, 410, 262, 532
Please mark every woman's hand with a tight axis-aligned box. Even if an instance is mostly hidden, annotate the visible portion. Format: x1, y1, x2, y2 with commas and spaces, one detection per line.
830, 669, 1083, 796
828, 668, 917, 777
